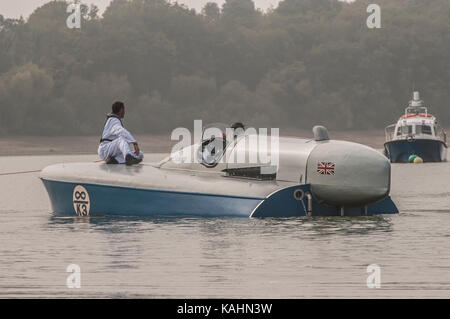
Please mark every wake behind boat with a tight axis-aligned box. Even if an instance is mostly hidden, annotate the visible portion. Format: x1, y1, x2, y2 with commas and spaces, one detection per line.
384, 91, 447, 163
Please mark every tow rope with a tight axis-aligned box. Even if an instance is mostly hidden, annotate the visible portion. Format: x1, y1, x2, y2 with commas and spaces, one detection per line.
0, 160, 104, 176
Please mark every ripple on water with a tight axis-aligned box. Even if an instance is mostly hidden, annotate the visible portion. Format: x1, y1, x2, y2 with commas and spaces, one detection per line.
1, 156, 450, 297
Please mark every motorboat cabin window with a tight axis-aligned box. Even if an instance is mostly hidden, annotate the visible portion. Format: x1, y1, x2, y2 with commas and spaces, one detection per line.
416, 124, 432, 135
422, 125, 432, 135
401, 125, 413, 135
415, 125, 421, 135
199, 136, 226, 167
396, 127, 402, 136
197, 123, 234, 168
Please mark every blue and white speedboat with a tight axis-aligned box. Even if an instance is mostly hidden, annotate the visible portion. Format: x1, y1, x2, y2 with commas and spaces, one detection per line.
384, 92, 447, 163
41, 126, 398, 218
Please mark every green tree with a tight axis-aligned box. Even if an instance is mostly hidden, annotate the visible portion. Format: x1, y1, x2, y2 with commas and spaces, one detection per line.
1, 0, 450, 135
202, 2, 221, 22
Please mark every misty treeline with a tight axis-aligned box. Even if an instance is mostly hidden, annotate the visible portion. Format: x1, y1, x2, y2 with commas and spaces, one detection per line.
0, 0, 449, 136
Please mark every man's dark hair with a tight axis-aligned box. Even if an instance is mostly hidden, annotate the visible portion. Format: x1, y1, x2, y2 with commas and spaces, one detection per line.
112, 101, 125, 114
231, 122, 244, 130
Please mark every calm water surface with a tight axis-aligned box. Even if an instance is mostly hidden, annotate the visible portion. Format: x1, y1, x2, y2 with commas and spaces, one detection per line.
0, 154, 449, 298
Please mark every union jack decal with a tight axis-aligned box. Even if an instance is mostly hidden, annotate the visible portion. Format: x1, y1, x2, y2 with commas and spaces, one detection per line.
317, 162, 335, 175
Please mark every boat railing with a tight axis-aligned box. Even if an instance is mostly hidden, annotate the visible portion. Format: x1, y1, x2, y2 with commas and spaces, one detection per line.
435, 125, 447, 144
385, 124, 396, 142
405, 106, 428, 117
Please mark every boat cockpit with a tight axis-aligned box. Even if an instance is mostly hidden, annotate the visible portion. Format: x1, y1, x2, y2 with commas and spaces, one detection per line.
198, 122, 247, 168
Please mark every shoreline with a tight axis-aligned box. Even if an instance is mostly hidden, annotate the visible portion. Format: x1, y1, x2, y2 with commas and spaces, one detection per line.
0, 130, 388, 156
0, 134, 177, 156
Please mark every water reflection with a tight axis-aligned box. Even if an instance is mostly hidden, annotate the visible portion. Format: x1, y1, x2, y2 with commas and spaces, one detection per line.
48, 213, 393, 238
297, 216, 394, 236
4, 155, 450, 297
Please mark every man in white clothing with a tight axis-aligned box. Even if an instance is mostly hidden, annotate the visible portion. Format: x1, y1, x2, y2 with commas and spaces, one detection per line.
98, 101, 144, 165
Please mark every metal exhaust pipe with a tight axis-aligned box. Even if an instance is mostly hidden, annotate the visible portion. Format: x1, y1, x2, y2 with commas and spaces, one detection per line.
306, 192, 313, 216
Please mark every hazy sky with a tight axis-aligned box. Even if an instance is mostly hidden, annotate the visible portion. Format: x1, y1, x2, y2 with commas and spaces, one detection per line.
0, 0, 283, 19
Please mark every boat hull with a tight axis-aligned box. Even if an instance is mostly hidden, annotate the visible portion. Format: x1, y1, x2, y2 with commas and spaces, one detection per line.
384, 139, 447, 163
41, 179, 398, 218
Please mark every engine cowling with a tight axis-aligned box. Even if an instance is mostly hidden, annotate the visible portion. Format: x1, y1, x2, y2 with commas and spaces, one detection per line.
306, 140, 391, 207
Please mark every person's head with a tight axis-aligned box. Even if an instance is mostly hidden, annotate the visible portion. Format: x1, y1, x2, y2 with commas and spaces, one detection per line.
230, 122, 245, 138
112, 101, 125, 118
